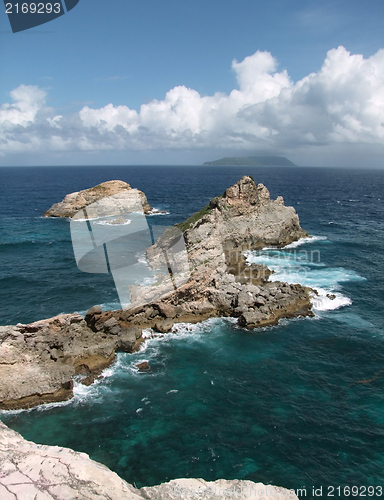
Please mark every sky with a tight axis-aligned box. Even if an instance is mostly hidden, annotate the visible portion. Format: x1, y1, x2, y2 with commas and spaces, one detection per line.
0, 0, 384, 167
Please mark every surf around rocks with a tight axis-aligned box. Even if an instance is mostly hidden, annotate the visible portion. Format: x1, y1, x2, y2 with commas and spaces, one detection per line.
0, 176, 313, 411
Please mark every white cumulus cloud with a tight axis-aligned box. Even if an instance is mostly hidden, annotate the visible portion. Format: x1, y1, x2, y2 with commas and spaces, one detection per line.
1, 46, 384, 160
0, 85, 47, 128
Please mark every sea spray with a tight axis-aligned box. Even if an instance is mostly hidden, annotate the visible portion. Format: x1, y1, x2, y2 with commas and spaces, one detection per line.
2, 165, 384, 495
245, 237, 366, 313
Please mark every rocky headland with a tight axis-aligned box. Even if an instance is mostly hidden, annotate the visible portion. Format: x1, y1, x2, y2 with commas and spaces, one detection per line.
0, 176, 313, 411
44, 180, 153, 217
0, 421, 298, 499
0, 176, 310, 498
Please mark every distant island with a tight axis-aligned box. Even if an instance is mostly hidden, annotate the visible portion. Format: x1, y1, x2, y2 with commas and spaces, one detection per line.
203, 156, 297, 166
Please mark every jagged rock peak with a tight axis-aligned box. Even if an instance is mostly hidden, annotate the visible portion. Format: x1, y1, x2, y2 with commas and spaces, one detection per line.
206, 176, 285, 218
178, 175, 307, 258
44, 180, 152, 218
223, 175, 270, 205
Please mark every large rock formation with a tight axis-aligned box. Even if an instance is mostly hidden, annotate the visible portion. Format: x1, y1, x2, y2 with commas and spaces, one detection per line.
0, 176, 307, 498
135, 175, 312, 325
0, 176, 314, 411
0, 312, 142, 410
44, 180, 153, 217
0, 421, 298, 500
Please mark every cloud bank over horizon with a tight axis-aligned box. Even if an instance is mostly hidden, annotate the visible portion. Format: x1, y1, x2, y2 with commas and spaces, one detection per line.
1, 46, 384, 166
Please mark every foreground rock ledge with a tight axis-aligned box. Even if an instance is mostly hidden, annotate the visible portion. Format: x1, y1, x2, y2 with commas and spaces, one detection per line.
0, 421, 298, 500
0, 176, 314, 410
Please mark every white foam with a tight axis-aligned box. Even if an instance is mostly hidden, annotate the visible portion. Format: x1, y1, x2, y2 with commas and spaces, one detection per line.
136, 251, 152, 268
135, 319, 225, 360
310, 288, 352, 311
95, 219, 132, 226
246, 251, 364, 288
0, 377, 110, 415
101, 355, 123, 378
70, 216, 99, 222
250, 235, 328, 251
147, 209, 170, 216
246, 245, 365, 313
142, 328, 154, 339
72, 380, 95, 399
0, 396, 75, 416
141, 276, 158, 286
283, 235, 328, 249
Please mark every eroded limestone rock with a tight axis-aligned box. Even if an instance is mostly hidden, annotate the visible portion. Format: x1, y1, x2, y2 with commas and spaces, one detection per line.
44, 180, 152, 217
1, 176, 314, 410
0, 421, 299, 500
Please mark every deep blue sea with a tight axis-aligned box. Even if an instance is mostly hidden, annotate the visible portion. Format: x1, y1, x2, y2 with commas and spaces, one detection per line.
1, 165, 384, 499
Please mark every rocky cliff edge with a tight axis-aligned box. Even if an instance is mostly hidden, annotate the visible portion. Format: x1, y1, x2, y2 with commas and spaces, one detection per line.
0, 421, 298, 500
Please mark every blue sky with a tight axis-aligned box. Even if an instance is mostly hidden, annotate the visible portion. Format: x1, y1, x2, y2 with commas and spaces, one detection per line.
1, 0, 384, 167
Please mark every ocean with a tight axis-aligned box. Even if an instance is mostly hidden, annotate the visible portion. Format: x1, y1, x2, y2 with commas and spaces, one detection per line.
0, 165, 384, 499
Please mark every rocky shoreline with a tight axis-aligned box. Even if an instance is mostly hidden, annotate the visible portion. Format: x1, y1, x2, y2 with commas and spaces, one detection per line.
0, 276, 312, 411
0, 176, 313, 411
0, 176, 311, 499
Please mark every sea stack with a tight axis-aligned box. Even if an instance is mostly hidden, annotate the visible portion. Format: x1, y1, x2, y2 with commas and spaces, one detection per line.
0, 176, 313, 411
44, 180, 153, 217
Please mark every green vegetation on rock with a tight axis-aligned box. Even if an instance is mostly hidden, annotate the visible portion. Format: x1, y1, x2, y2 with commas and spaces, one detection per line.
176, 204, 211, 232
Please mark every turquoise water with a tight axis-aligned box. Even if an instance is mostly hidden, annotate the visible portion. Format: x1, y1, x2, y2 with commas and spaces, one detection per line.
1, 166, 384, 498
